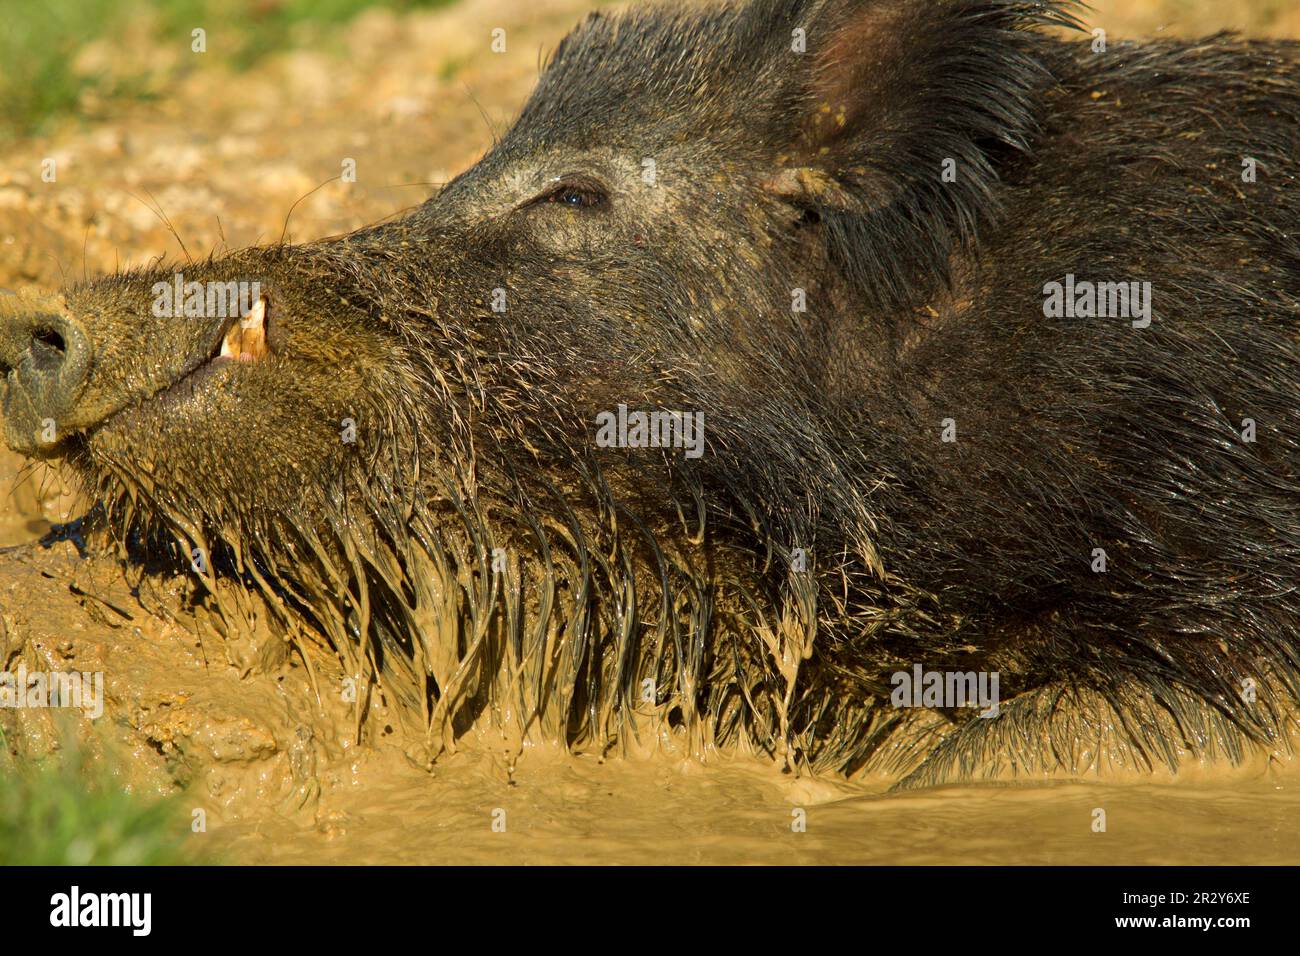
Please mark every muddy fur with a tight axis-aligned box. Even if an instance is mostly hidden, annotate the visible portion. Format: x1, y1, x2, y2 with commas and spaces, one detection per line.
2, 0, 1297, 786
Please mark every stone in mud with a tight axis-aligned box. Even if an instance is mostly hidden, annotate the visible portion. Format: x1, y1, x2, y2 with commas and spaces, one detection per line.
0, 0, 1297, 786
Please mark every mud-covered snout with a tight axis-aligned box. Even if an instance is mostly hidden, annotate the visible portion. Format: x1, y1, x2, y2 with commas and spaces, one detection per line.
0, 289, 92, 456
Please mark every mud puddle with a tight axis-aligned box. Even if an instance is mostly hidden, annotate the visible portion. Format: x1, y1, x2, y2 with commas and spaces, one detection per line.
213, 751, 1300, 866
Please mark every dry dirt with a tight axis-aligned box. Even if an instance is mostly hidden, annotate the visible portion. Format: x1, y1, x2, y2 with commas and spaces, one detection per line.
2, 0, 1298, 865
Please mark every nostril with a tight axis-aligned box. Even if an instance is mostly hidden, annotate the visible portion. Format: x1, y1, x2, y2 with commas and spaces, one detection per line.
1, 312, 88, 390
1, 295, 88, 401
29, 326, 70, 374
33, 327, 67, 353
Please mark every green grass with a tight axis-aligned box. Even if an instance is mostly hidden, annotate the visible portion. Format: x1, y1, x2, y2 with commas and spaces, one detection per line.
0, 0, 120, 143
150, 0, 458, 68
0, 0, 457, 142
0, 726, 201, 865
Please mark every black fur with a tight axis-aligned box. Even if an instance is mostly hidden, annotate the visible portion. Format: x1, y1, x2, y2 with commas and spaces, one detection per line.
7, 0, 1296, 786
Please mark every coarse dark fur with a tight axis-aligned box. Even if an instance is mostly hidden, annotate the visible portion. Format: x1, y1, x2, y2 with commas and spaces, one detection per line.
2, 0, 1297, 787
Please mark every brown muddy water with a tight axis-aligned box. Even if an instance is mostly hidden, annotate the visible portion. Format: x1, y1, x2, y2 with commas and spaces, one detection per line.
3, 541, 1297, 866
2, 0, 1298, 865
216, 752, 1300, 866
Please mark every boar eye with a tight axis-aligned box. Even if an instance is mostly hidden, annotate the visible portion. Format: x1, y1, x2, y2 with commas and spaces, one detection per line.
551, 187, 601, 208
525, 177, 608, 211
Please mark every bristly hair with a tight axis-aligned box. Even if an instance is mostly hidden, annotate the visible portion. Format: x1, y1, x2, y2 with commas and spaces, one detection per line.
61, 0, 1300, 787
528, 0, 1087, 316
794, 0, 1088, 313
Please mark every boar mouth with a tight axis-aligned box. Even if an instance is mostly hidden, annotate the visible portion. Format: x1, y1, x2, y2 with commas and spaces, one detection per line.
216, 295, 270, 364
150, 293, 272, 401
1, 286, 276, 458
119, 297, 270, 416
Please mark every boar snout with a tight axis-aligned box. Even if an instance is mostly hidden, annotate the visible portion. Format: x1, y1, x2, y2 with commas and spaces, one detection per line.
0, 289, 91, 456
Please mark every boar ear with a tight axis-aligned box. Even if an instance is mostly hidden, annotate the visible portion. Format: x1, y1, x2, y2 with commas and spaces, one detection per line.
760, 0, 1083, 307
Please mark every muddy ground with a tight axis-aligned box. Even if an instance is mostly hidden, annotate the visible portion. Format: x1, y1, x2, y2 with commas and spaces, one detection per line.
2, 0, 1299, 864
